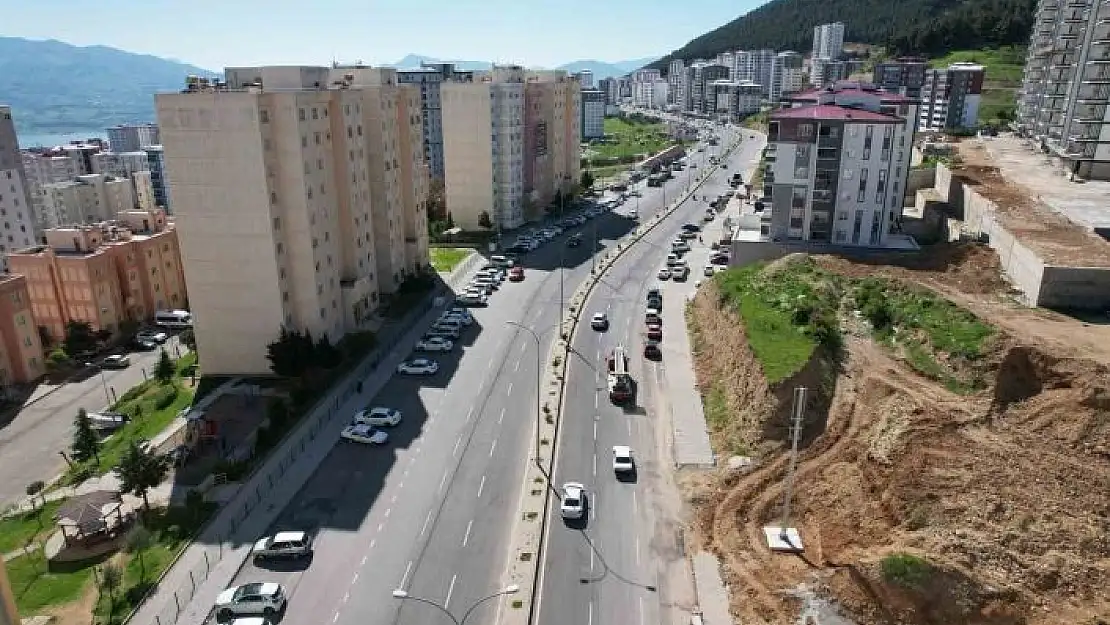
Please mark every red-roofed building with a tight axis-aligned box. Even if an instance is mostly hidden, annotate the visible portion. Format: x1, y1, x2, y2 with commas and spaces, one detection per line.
763, 86, 919, 247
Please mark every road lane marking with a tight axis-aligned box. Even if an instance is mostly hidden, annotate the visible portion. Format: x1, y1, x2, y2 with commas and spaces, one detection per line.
385, 508, 392, 518
333, 612, 339, 623
467, 406, 474, 421
592, 453, 597, 476
636, 536, 641, 565
627, 419, 632, 436
391, 494, 397, 504
498, 407, 505, 424
445, 574, 458, 610
369, 538, 376, 549
521, 342, 527, 354
507, 382, 513, 396
593, 421, 598, 440
401, 560, 414, 587
420, 511, 432, 537
352, 572, 359, 583
639, 596, 645, 625
589, 542, 595, 570
343, 591, 350, 603
463, 520, 473, 546
440, 469, 449, 492
361, 555, 368, 566
595, 393, 599, 408
588, 602, 593, 625
633, 490, 639, 515
453, 438, 462, 457
478, 475, 487, 498
377, 522, 385, 533
490, 439, 498, 457
514, 358, 521, 372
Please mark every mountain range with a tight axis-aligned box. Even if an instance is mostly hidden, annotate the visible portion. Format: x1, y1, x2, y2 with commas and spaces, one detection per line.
387, 54, 657, 80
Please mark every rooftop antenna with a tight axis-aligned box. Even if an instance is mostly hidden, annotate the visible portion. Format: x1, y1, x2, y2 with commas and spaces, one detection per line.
764, 386, 806, 552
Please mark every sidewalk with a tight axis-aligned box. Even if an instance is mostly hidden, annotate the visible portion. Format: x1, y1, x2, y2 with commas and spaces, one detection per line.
128, 264, 479, 625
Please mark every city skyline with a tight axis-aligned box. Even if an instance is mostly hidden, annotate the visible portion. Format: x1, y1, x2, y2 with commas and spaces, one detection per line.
0, 0, 764, 72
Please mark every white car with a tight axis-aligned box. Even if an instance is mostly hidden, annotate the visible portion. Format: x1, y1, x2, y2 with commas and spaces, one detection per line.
341, 423, 389, 445
252, 531, 312, 560
214, 583, 288, 621
416, 336, 454, 352
657, 267, 671, 280
704, 265, 716, 277
560, 482, 587, 520
397, 358, 439, 375
353, 406, 402, 427
613, 446, 635, 473
591, 312, 609, 330
444, 308, 474, 325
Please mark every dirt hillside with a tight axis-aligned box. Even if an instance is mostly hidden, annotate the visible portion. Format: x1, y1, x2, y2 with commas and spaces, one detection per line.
685, 243, 1110, 625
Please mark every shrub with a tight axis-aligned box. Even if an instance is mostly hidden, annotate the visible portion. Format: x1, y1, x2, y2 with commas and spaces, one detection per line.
880, 553, 932, 587
152, 385, 179, 410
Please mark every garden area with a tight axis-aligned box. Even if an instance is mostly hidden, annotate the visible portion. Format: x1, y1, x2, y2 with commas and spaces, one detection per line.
580, 115, 672, 175
430, 247, 473, 272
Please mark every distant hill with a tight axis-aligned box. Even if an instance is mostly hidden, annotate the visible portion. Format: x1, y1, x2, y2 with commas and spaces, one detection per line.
388, 53, 659, 80
387, 54, 493, 71
0, 36, 217, 144
649, 0, 1035, 72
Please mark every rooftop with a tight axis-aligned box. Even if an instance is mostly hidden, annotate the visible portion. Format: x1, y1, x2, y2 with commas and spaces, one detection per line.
771, 104, 901, 123
791, 81, 918, 104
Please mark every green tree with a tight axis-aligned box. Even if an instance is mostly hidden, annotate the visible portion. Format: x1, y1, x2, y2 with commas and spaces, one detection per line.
580, 170, 595, 190
445, 212, 455, 229
114, 441, 169, 511
179, 326, 196, 351
25, 481, 46, 514
266, 326, 314, 377
477, 211, 493, 230
98, 562, 123, 622
315, 334, 342, 369
154, 349, 175, 383
426, 179, 447, 220
125, 525, 153, 581
72, 408, 101, 466
45, 348, 71, 373
63, 320, 98, 356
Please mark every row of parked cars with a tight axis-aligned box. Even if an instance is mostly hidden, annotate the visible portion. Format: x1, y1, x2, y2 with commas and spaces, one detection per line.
457, 258, 522, 307
503, 202, 611, 255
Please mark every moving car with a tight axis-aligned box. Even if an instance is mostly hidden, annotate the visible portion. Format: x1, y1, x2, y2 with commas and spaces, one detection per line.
643, 340, 662, 360
214, 583, 288, 622
340, 423, 389, 445
491, 255, 514, 268
560, 482, 587, 520
591, 312, 609, 331
101, 354, 131, 369
252, 531, 312, 561
135, 329, 169, 344
353, 406, 402, 427
87, 411, 130, 432
396, 358, 439, 375
415, 336, 454, 352
657, 267, 671, 280
566, 234, 583, 247
132, 339, 158, 352
508, 266, 525, 281
612, 446, 635, 473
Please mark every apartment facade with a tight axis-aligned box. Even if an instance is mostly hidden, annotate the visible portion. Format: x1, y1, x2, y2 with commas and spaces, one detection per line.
143, 145, 172, 210
106, 123, 160, 153
872, 57, 927, 98
573, 70, 594, 88
524, 72, 577, 217
770, 51, 805, 102
1017, 0, 1110, 179
632, 80, 669, 110
22, 150, 80, 230
918, 63, 984, 131
0, 274, 45, 385
686, 63, 731, 114
155, 67, 429, 374
812, 22, 846, 61
667, 59, 686, 107
0, 107, 40, 270
7, 209, 186, 343
710, 81, 763, 121
91, 151, 150, 178
582, 89, 606, 138
741, 49, 777, 96
764, 83, 918, 246
397, 63, 475, 181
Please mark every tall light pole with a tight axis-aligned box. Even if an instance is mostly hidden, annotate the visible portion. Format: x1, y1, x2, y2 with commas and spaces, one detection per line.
392, 585, 519, 625
506, 321, 542, 464
85, 362, 111, 406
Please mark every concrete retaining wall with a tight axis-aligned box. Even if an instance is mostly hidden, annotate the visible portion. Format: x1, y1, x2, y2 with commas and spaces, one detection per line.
906, 167, 936, 195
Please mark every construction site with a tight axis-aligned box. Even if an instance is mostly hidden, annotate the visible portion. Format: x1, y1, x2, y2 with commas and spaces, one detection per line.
685, 243, 1110, 625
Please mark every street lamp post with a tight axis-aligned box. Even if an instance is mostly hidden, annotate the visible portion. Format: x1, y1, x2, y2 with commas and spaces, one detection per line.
392, 584, 519, 625
85, 362, 111, 406
505, 321, 542, 464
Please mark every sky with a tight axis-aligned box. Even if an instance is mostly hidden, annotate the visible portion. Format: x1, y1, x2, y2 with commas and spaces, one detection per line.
1, 0, 763, 70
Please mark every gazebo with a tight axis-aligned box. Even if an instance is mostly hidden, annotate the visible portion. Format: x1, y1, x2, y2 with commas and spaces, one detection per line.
55, 490, 128, 547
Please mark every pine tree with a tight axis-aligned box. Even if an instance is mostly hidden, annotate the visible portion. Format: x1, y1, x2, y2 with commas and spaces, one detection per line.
154, 349, 175, 383
114, 441, 169, 511
72, 408, 100, 465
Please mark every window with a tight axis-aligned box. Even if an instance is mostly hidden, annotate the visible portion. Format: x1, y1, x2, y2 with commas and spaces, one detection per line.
797, 123, 814, 137
837, 211, 848, 221
299, 108, 306, 121
857, 169, 868, 202
875, 169, 887, 203
272, 217, 281, 230
315, 132, 321, 145
260, 110, 269, 123
312, 107, 319, 120
862, 125, 873, 160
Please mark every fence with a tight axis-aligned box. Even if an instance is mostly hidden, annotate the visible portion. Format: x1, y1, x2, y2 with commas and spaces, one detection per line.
142, 293, 443, 625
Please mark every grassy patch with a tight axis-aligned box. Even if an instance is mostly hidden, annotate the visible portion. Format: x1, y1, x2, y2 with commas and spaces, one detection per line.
704, 384, 731, 430
742, 110, 768, 133
429, 247, 473, 273
0, 500, 63, 555
880, 553, 933, 588
6, 551, 97, 614
929, 47, 1025, 125
587, 117, 670, 163
714, 259, 842, 383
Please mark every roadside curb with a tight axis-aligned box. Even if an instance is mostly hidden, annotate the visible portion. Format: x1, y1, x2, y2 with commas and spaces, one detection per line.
498, 137, 744, 625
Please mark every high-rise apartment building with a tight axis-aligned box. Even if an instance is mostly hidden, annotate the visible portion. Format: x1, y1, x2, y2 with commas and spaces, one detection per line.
764, 83, 918, 246
22, 150, 80, 230
685, 63, 731, 114
710, 81, 763, 121
155, 66, 430, 374
523, 71, 580, 219
0, 274, 46, 385
581, 89, 606, 139
632, 80, 669, 109
0, 107, 40, 270
1017, 0, 1110, 180
668, 59, 686, 107
7, 209, 186, 343
872, 57, 928, 98
770, 51, 805, 102
106, 123, 160, 152
810, 22, 846, 85
91, 151, 150, 178
738, 49, 777, 96
630, 68, 661, 83
143, 145, 172, 210
573, 70, 595, 88
918, 63, 984, 132
397, 63, 475, 181
598, 77, 618, 105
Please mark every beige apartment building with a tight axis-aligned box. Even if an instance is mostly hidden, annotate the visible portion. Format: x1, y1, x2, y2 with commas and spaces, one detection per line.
40, 173, 136, 226
156, 66, 430, 375
0, 273, 46, 385
7, 209, 187, 344
442, 67, 581, 231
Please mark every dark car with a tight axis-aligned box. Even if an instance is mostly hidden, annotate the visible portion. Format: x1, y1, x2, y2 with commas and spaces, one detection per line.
566, 234, 582, 247
681, 223, 701, 233
643, 340, 662, 360
645, 324, 663, 340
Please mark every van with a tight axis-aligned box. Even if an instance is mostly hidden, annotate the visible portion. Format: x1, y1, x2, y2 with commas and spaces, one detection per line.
154, 309, 192, 328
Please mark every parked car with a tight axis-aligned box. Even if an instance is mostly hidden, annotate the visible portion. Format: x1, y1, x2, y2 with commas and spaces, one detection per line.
101, 354, 130, 369
657, 267, 671, 280
214, 583, 287, 622
340, 423, 389, 445
645, 324, 662, 341
132, 339, 158, 352
135, 329, 169, 344
353, 406, 402, 427
86, 412, 130, 432
643, 340, 662, 360
612, 445, 635, 473
508, 266, 525, 281
397, 358, 439, 375
456, 293, 489, 307
415, 337, 454, 352
252, 531, 312, 561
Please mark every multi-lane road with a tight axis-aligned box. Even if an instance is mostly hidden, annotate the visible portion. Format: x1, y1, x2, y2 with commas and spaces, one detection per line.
219, 129, 742, 625
535, 127, 765, 625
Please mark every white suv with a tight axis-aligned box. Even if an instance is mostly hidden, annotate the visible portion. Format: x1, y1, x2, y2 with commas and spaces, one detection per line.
214, 583, 287, 621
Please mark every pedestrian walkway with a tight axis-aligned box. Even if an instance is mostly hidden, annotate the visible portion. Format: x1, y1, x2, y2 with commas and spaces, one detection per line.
692, 552, 732, 625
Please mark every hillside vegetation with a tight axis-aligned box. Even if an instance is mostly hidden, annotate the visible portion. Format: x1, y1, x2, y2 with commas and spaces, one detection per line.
931, 46, 1026, 124
650, 0, 1035, 72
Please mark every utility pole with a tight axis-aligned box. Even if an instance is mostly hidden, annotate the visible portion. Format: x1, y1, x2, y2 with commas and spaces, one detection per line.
764, 386, 806, 552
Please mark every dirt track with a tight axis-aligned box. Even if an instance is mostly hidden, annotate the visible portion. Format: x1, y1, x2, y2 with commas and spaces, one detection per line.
685, 243, 1110, 625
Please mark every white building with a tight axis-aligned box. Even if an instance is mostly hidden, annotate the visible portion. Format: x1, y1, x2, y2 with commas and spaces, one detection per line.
810, 22, 846, 85
581, 89, 606, 139
21, 151, 80, 230
630, 68, 661, 83
667, 59, 686, 107
106, 123, 160, 152
739, 50, 777, 96
91, 151, 151, 178
764, 83, 919, 247
632, 80, 669, 109
710, 80, 762, 122
918, 63, 985, 132
0, 107, 39, 268
686, 63, 730, 114
770, 51, 805, 102
574, 70, 594, 89
40, 173, 135, 226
